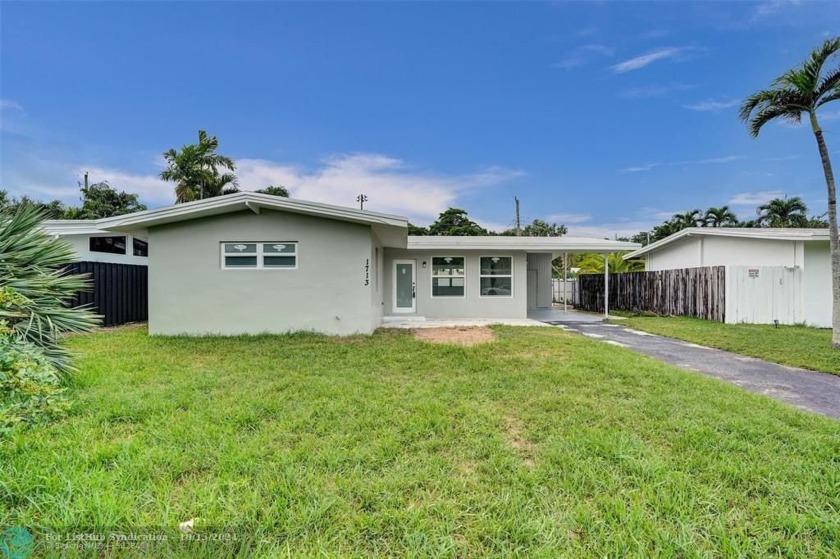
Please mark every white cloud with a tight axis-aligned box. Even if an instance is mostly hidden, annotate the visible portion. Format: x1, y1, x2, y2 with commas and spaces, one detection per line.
545, 213, 591, 224
755, 0, 802, 18
551, 43, 614, 70
74, 165, 173, 205
0, 99, 23, 111
566, 220, 654, 240
610, 47, 686, 73
683, 98, 740, 112
620, 155, 744, 172
621, 163, 661, 173
697, 155, 746, 164
3, 151, 523, 225
233, 154, 524, 223
620, 83, 694, 99
728, 190, 786, 206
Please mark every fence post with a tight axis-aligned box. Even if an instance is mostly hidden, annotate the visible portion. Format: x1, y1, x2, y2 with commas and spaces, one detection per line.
604, 253, 609, 318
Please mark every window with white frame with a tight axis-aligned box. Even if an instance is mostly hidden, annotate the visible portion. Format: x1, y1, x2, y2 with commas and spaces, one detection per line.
432, 256, 465, 297
221, 242, 298, 269
480, 256, 512, 297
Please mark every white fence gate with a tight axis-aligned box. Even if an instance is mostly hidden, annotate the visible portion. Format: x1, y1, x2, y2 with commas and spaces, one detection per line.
725, 266, 803, 325
552, 279, 578, 304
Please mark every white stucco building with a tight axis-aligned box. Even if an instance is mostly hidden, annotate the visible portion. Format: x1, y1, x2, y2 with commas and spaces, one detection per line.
60, 192, 639, 336
625, 228, 831, 327
42, 219, 149, 266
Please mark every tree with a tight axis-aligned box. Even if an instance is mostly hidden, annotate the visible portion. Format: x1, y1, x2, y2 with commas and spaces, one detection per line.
756, 196, 809, 227
65, 181, 146, 219
741, 37, 840, 346
0, 206, 99, 372
672, 209, 704, 229
407, 223, 429, 236
502, 219, 567, 237
576, 252, 644, 274
704, 206, 738, 227
0, 190, 66, 219
256, 185, 289, 197
427, 208, 488, 236
160, 130, 238, 203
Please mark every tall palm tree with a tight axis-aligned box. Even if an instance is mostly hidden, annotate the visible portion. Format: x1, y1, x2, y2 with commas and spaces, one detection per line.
671, 209, 703, 229
740, 37, 840, 347
756, 196, 809, 227
161, 130, 238, 203
704, 206, 738, 227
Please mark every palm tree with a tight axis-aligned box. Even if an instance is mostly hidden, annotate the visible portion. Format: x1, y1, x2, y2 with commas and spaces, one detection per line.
672, 209, 703, 229
0, 206, 100, 373
161, 130, 238, 203
577, 252, 645, 274
704, 206, 738, 227
741, 37, 840, 346
756, 196, 809, 227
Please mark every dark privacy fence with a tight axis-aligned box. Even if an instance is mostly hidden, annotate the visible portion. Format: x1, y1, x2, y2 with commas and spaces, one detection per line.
65, 261, 148, 326
577, 266, 726, 322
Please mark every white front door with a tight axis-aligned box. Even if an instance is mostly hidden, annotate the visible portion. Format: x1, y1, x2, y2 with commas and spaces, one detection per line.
393, 259, 416, 313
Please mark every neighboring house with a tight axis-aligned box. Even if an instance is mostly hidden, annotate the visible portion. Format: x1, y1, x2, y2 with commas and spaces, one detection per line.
625, 228, 831, 327
42, 219, 149, 265
95, 192, 638, 336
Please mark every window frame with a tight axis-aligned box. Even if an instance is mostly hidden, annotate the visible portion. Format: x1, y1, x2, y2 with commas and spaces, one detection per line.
430, 255, 467, 298
89, 235, 127, 255
220, 242, 298, 270
479, 255, 514, 298
132, 237, 149, 257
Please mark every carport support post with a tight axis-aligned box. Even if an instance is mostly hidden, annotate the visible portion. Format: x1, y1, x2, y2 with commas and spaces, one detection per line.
563, 252, 568, 313
604, 253, 609, 318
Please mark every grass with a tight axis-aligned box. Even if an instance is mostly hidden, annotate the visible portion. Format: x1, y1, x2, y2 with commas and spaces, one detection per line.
615, 316, 840, 376
1, 325, 839, 557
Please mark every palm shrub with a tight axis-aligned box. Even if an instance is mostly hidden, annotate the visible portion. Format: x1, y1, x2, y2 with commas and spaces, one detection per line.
0, 206, 100, 373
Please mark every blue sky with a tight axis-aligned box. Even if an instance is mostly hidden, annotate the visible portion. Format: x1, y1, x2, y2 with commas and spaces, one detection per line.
1, 0, 839, 237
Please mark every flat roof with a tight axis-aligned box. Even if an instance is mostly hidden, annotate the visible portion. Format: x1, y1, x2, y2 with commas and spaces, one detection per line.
624, 227, 830, 260
408, 235, 640, 255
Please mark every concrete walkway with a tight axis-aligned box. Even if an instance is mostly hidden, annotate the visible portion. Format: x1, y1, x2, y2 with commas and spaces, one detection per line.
547, 321, 840, 420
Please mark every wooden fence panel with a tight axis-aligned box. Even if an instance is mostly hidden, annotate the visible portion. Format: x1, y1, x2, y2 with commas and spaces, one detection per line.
65, 261, 148, 326
577, 266, 726, 322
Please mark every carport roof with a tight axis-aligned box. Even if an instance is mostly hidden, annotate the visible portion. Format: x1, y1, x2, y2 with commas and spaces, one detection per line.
407, 235, 640, 255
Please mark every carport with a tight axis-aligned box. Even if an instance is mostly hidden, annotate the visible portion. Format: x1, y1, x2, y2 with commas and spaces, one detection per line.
520, 237, 642, 319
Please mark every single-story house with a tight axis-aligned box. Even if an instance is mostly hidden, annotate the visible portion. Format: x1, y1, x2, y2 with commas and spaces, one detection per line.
84, 192, 639, 335
624, 227, 831, 327
42, 219, 149, 265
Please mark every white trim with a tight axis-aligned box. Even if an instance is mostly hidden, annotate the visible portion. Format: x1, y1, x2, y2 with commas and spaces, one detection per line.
409, 235, 639, 254
220, 241, 298, 270
430, 256, 467, 299
478, 255, 514, 298
392, 259, 416, 313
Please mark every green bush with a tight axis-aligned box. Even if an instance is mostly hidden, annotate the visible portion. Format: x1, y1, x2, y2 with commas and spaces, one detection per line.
0, 332, 68, 434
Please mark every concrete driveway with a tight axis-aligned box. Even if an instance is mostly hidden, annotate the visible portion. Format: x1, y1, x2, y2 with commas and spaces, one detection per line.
546, 320, 840, 420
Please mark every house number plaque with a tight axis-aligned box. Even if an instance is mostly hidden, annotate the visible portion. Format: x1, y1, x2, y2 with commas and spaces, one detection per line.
364, 259, 370, 286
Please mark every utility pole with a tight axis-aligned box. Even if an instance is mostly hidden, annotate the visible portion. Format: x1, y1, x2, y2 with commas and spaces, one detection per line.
356, 194, 368, 210
84, 172, 89, 188
514, 197, 521, 236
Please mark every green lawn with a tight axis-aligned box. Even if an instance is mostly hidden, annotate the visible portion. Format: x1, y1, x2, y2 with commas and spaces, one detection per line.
616, 316, 840, 376
1, 325, 839, 557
